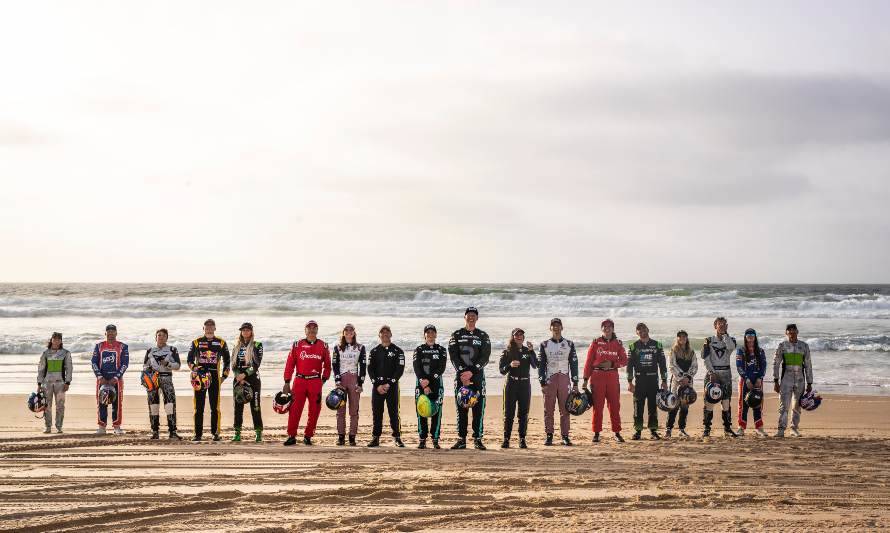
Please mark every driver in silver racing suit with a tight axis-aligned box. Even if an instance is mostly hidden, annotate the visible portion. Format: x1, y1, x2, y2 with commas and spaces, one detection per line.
701, 317, 737, 438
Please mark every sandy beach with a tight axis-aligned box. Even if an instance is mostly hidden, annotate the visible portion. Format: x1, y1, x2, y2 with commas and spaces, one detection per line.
1, 392, 889, 531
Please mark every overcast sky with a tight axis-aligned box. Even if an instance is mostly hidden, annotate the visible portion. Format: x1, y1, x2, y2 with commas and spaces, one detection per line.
2, 1, 889, 283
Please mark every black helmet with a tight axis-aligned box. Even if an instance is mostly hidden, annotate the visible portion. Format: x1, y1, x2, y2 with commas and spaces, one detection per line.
565, 389, 591, 416
745, 388, 764, 409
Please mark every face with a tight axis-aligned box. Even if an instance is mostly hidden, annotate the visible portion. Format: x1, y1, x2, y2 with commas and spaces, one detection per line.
156, 331, 168, 346
343, 326, 355, 342
424, 330, 437, 344
787, 328, 799, 342
550, 323, 562, 337
305, 324, 318, 338
240, 328, 253, 340
106, 329, 117, 342
677, 334, 688, 347
51, 336, 62, 349
204, 324, 216, 338
602, 324, 614, 337
637, 325, 649, 338
513, 331, 525, 343
715, 320, 728, 335
745, 334, 756, 347
379, 329, 392, 344
465, 313, 478, 328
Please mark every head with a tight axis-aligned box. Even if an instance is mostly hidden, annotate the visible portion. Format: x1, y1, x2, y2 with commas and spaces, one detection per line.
636, 322, 649, 340
786, 323, 799, 343
48, 332, 63, 350
464, 307, 479, 329
743, 328, 760, 356
550, 318, 563, 339
203, 319, 216, 338
379, 325, 392, 345
713, 317, 728, 335
672, 330, 693, 359
155, 328, 169, 347
508, 327, 525, 352
238, 323, 254, 344
105, 324, 117, 342
601, 319, 615, 340
305, 320, 318, 340
423, 324, 437, 344
340, 323, 356, 348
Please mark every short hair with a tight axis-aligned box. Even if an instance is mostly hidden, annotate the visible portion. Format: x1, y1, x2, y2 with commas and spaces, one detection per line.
635, 322, 648, 332
204, 319, 216, 327
785, 323, 798, 332
713, 316, 727, 327
156, 328, 169, 337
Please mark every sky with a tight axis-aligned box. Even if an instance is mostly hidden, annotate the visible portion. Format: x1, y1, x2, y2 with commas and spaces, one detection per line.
1, 1, 889, 283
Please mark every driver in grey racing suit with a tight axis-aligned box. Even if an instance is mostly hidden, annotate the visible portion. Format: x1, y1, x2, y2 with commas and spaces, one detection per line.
701, 317, 737, 438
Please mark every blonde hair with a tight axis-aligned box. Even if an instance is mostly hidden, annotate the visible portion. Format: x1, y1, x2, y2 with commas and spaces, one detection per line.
671, 336, 695, 361
233, 333, 255, 367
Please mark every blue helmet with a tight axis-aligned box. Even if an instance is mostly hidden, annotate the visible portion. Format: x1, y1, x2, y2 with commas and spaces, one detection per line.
799, 390, 822, 411
325, 387, 348, 410
28, 390, 47, 415
457, 386, 480, 409
705, 382, 723, 404
98, 384, 117, 406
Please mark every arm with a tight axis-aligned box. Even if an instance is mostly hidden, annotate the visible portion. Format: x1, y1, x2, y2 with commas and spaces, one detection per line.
91, 344, 101, 377
367, 347, 379, 385
283, 344, 296, 383
413, 346, 426, 379
168, 347, 182, 371
447, 332, 463, 372
625, 342, 636, 383
582, 342, 596, 387
220, 341, 231, 378
616, 340, 628, 368
498, 349, 511, 376
537, 342, 548, 384
37, 351, 47, 384
569, 341, 579, 384
358, 345, 367, 387
476, 331, 491, 370
803, 343, 814, 385
332, 345, 342, 384
63, 350, 73, 385
187, 340, 197, 370
117, 344, 129, 378
688, 351, 698, 378
244, 343, 262, 376
436, 346, 448, 377
143, 349, 152, 372
657, 341, 667, 382
772, 343, 784, 383
530, 346, 539, 369
735, 348, 746, 378
393, 346, 405, 382
321, 342, 331, 382
701, 339, 715, 374
756, 348, 767, 380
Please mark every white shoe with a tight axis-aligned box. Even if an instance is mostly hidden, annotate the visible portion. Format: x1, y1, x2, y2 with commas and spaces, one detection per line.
56, 428, 63, 434
774, 429, 785, 438
113, 427, 125, 436
790, 428, 801, 438
43, 427, 52, 434
755, 428, 767, 437
736, 427, 745, 436
678, 429, 690, 438
95, 427, 106, 436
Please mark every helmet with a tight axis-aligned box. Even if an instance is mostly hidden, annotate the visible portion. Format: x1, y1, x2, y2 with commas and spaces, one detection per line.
325, 387, 348, 410
799, 390, 822, 411
28, 390, 47, 415
190, 369, 211, 392
273, 391, 293, 414
745, 388, 764, 409
416, 394, 439, 418
233, 381, 254, 404
565, 390, 591, 416
656, 390, 679, 412
678, 385, 697, 406
98, 384, 117, 406
140, 370, 159, 392
457, 386, 480, 410
705, 382, 723, 404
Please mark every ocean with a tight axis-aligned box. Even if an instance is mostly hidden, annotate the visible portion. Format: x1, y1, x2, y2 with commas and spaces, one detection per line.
3, 283, 888, 397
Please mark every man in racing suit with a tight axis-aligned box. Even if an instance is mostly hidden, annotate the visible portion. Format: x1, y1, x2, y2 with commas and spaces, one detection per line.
414, 324, 447, 449
187, 319, 230, 441
736, 328, 767, 436
702, 317, 738, 438
537, 317, 579, 446
143, 328, 182, 440
283, 320, 331, 446
37, 332, 73, 433
582, 319, 628, 443
91, 324, 129, 435
627, 323, 668, 440
773, 323, 814, 438
367, 325, 405, 448
448, 306, 491, 450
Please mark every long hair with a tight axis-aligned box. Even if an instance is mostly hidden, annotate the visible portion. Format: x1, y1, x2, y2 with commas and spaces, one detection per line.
506, 336, 523, 356
47, 332, 63, 350
339, 326, 358, 351
671, 334, 694, 361
743, 333, 761, 362
233, 332, 255, 367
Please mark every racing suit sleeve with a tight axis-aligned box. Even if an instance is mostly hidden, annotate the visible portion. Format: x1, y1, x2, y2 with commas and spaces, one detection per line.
321, 342, 331, 382
91, 344, 101, 377
37, 351, 47, 385
245, 342, 262, 376
803, 343, 813, 385
537, 341, 548, 384
530, 346, 539, 369
569, 340, 579, 384
167, 347, 182, 371
475, 331, 491, 371
220, 341, 230, 378
772, 343, 784, 383
393, 346, 405, 382
117, 344, 129, 379
756, 348, 767, 380
735, 348, 745, 378
368, 346, 379, 385
657, 341, 667, 382
63, 350, 72, 384
436, 346, 448, 378
283, 343, 297, 383
332, 345, 342, 384
616, 340, 628, 368
358, 345, 367, 387
702, 339, 716, 375
582, 342, 596, 382
447, 332, 462, 372
187, 340, 198, 370
498, 349, 511, 376
669, 351, 681, 380
626, 341, 636, 383
143, 349, 152, 373
413, 346, 426, 379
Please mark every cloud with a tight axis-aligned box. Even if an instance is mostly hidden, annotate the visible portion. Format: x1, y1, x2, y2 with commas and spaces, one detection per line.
0, 122, 50, 146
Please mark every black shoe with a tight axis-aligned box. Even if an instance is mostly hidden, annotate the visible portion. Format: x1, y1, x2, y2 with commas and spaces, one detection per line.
544, 433, 554, 446
283, 436, 297, 446
474, 439, 487, 450
501, 439, 510, 449
337, 434, 345, 446
593, 432, 600, 443
632, 431, 642, 441
451, 439, 466, 450
394, 437, 405, 448
561, 435, 572, 446
212, 434, 221, 442
614, 432, 625, 443
169, 431, 182, 441
432, 439, 441, 449
724, 428, 738, 438
703, 428, 711, 437
519, 438, 528, 449
303, 437, 313, 446
418, 439, 427, 449
150, 431, 159, 440
367, 437, 380, 448
650, 430, 662, 440
191, 435, 202, 442
349, 435, 357, 446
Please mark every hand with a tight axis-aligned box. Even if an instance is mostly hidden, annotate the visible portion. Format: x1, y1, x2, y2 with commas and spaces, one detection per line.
282, 382, 291, 394
745, 378, 753, 389
627, 382, 635, 393
460, 375, 472, 387
806, 384, 812, 394
754, 378, 762, 389
679, 377, 690, 387
525, 341, 534, 350
376, 385, 387, 395
419, 379, 430, 389
773, 382, 780, 393
460, 370, 473, 382
109, 377, 119, 384
572, 384, 579, 393
236, 373, 246, 383
661, 381, 667, 391
510, 360, 520, 368
709, 373, 717, 384
423, 387, 431, 395
63, 384, 70, 392
221, 371, 230, 383
355, 386, 363, 394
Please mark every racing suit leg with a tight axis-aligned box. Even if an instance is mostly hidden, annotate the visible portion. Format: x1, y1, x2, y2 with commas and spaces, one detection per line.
554, 374, 571, 437
287, 379, 308, 437
779, 370, 805, 430
431, 380, 444, 441
148, 385, 161, 432
385, 383, 401, 438
542, 379, 557, 435
632, 382, 645, 432
372, 384, 386, 437
337, 373, 358, 436
666, 406, 678, 430
304, 379, 323, 438
43, 381, 55, 430
233, 383, 245, 430
646, 378, 659, 430
517, 381, 531, 439
591, 372, 607, 433
417, 380, 429, 440
159, 375, 177, 432
96, 379, 107, 427
454, 380, 468, 439
208, 372, 220, 436
737, 377, 749, 429
503, 380, 517, 439
248, 375, 263, 430
605, 371, 622, 433
109, 380, 123, 428
471, 375, 486, 439
194, 384, 207, 436
719, 371, 732, 430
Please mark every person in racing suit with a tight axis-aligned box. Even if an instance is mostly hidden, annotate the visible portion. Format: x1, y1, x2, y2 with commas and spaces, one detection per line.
500, 327, 538, 449
537, 317, 579, 446
143, 328, 181, 440
581, 319, 628, 443
736, 328, 767, 436
187, 318, 230, 441
91, 324, 129, 435
665, 330, 697, 438
702, 316, 737, 438
773, 323, 814, 438
448, 306, 491, 450
231, 322, 263, 442
367, 325, 405, 448
332, 323, 366, 446
282, 320, 331, 446
626, 322, 668, 440
414, 324, 447, 449
37, 332, 73, 433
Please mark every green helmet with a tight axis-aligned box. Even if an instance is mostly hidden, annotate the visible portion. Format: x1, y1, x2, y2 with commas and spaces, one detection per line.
416, 393, 439, 418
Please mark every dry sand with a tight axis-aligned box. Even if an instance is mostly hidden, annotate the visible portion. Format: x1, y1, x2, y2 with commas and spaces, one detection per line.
1, 392, 888, 532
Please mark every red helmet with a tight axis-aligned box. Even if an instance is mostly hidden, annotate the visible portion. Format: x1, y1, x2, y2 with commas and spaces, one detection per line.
273, 392, 293, 414
191, 369, 211, 392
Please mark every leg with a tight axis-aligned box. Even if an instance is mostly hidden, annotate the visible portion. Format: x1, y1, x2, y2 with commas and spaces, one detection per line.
737, 378, 748, 429
666, 406, 678, 429
347, 377, 361, 437
503, 382, 516, 439
791, 375, 804, 430
386, 383, 401, 438
194, 387, 206, 436
606, 373, 622, 433
432, 381, 444, 441
147, 386, 161, 433
111, 380, 123, 428
250, 376, 263, 430
646, 381, 658, 431
471, 376, 486, 439
556, 374, 571, 437
632, 387, 644, 432
160, 376, 177, 432
208, 373, 220, 436
417, 381, 429, 439
592, 373, 607, 433
455, 382, 468, 439
678, 405, 688, 430
43, 382, 55, 430
53, 382, 66, 430
518, 382, 531, 439
287, 380, 307, 437
304, 379, 323, 438
372, 386, 385, 437
542, 380, 556, 435
233, 384, 245, 431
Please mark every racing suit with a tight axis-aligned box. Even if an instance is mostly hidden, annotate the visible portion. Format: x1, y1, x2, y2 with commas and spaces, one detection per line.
368, 343, 405, 438
583, 336, 627, 433
283, 338, 331, 438
499, 345, 538, 440
232, 341, 263, 431
143, 345, 181, 434
448, 327, 491, 440
666, 349, 698, 430
702, 334, 737, 432
773, 340, 813, 431
187, 336, 230, 438
627, 339, 667, 432
538, 337, 578, 438
736, 346, 767, 429
91, 341, 129, 428
332, 342, 367, 437
414, 343, 447, 441
37, 348, 72, 431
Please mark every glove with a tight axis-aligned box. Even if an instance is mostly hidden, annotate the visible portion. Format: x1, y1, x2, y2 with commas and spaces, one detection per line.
806, 383, 812, 394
